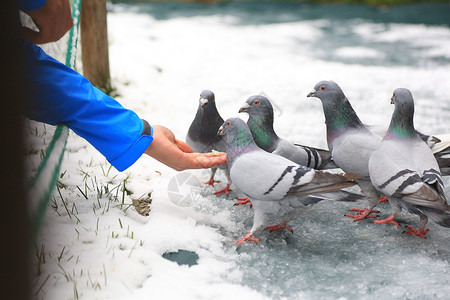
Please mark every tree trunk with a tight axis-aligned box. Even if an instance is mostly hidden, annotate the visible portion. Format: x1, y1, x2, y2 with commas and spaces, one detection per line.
80, 0, 111, 92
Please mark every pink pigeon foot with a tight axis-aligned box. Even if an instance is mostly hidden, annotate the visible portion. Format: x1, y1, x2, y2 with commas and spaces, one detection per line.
404, 226, 429, 239
234, 197, 252, 207
374, 215, 400, 227
265, 221, 293, 233
203, 176, 220, 187
345, 207, 380, 221
214, 183, 232, 195
379, 196, 388, 203
236, 232, 260, 247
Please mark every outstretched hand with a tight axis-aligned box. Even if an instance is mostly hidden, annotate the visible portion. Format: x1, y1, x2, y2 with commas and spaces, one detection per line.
144, 125, 227, 171
22, 0, 73, 44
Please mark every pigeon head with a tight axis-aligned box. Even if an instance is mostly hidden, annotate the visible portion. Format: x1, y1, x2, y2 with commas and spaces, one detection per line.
386, 88, 416, 138
239, 95, 278, 151
218, 117, 250, 138
218, 118, 259, 164
390, 88, 414, 108
199, 90, 215, 109
239, 95, 273, 116
307, 80, 346, 103
307, 81, 364, 143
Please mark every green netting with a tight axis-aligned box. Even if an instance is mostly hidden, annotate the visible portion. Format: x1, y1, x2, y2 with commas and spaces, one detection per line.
29, 0, 82, 241
66, 0, 82, 69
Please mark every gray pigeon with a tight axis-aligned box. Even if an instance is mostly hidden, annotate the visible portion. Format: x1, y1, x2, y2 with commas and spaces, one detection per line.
307, 81, 384, 221
369, 88, 450, 238
186, 90, 231, 195
239, 95, 336, 169
217, 117, 363, 246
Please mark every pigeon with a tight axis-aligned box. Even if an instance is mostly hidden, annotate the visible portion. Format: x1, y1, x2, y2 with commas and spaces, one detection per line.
217, 117, 363, 246
307, 80, 384, 221
368, 88, 450, 238
186, 90, 231, 195
239, 95, 336, 170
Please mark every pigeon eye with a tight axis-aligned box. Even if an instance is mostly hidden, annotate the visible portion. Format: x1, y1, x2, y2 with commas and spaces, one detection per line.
320, 86, 326, 91
226, 121, 231, 126
254, 100, 260, 105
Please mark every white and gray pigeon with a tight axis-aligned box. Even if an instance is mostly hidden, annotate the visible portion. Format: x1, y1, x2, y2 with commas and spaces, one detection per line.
186, 90, 231, 195
239, 95, 337, 170
307, 81, 384, 221
217, 117, 363, 246
369, 88, 450, 238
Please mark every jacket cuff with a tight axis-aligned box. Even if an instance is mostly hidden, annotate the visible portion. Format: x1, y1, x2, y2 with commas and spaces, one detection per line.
109, 134, 153, 172
109, 119, 153, 172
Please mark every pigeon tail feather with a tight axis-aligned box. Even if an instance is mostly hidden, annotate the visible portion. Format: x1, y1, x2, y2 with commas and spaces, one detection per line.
313, 190, 366, 202
287, 180, 357, 197
418, 206, 450, 228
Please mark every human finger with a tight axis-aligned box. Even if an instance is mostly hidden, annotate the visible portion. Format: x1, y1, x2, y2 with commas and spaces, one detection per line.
174, 139, 194, 153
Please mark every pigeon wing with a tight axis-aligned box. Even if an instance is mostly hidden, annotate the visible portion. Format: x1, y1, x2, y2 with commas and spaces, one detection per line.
229, 150, 314, 201
230, 150, 357, 201
370, 140, 447, 209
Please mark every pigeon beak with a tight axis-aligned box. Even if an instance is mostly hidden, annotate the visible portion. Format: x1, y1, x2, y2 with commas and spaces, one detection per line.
200, 98, 209, 108
307, 88, 317, 98
239, 102, 251, 113
217, 126, 224, 136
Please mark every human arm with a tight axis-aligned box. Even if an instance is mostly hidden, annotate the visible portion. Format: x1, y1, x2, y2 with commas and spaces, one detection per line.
144, 125, 227, 171
21, 0, 73, 44
23, 42, 225, 172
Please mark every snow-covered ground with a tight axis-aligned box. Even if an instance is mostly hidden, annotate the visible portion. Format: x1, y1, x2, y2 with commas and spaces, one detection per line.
26, 2, 450, 299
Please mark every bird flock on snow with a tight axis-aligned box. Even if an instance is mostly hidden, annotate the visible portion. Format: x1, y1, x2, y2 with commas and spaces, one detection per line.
186, 81, 450, 246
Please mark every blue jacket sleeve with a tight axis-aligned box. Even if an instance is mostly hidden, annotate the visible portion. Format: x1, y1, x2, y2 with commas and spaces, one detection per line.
18, 0, 47, 12
22, 41, 153, 171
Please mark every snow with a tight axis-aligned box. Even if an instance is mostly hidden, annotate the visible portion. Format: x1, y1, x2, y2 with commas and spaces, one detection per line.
334, 47, 385, 59
27, 126, 69, 215
26, 2, 450, 299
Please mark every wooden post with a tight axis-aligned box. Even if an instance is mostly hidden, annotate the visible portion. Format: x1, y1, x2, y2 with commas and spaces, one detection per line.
80, 0, 111, 93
